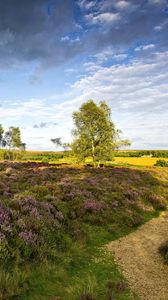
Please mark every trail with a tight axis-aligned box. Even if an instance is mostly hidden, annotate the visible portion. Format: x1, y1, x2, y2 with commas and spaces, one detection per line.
107, 212, 168, 300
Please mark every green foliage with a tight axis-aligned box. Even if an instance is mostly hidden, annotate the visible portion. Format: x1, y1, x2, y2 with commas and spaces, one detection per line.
3, 127, 22, 149
0, 125, 4, 147
22, 151, 67, 161
154, 159, 168, 167
41, 157, 49, 164
0, 269, 29, 300
72, 100, 130, 163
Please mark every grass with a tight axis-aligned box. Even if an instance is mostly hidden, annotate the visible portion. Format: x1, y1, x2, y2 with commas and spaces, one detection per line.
21, 248, 131, 300
0, 161, 167, 299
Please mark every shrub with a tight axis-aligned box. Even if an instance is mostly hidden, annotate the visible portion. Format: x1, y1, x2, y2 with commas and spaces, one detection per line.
154, 160, 168, 167
159, 240, 168, 264
148, 194, 167, 210
41, 157, 49, 164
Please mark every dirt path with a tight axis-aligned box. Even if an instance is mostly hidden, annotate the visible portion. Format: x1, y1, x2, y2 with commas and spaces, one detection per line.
107, 212, 168, 300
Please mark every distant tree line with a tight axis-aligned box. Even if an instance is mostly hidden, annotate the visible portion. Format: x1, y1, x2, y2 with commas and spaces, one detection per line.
113, 150, 168, 158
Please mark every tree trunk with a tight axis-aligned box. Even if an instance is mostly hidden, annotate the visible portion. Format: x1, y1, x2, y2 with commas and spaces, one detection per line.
91, 139, 95, 165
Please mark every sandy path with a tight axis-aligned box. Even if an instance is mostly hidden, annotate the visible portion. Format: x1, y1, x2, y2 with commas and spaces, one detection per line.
107, 212, 168, 300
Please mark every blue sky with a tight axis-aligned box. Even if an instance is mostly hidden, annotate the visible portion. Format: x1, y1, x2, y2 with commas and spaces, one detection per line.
0, 0, 168, 150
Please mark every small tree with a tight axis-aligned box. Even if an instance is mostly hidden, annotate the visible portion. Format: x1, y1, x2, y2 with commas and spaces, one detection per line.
4, 127, 22, 150
2, 127, 24, 160
72, 100, 130, 164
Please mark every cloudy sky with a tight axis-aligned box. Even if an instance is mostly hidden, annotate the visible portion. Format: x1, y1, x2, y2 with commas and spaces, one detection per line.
0, 0, 168, 150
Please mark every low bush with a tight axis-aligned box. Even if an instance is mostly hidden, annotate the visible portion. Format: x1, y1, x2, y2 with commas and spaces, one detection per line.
41, 157, 49, 164
154, 160, 168, 167
159, 240, 168, 264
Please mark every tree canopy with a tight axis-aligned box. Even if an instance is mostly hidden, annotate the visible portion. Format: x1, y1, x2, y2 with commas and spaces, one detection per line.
72, 100, 130, 163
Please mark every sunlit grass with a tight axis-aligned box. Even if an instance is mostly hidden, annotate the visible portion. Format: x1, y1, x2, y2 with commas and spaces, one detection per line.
113, 157, 168, 167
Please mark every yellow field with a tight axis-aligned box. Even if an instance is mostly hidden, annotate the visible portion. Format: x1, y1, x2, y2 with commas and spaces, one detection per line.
113, 157, 168, 167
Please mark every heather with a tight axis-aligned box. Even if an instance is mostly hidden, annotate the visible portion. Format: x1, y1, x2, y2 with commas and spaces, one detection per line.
0, 162, 167, 299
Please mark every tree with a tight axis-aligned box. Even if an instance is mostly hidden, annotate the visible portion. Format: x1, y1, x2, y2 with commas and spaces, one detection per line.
72, 100, 130, 164
2, 127, 24, 160
4, 127, 22, 150
0, 124, 4, 147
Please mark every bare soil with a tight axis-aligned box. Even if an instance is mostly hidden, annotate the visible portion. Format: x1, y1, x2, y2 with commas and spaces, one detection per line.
107, 212, 168, 300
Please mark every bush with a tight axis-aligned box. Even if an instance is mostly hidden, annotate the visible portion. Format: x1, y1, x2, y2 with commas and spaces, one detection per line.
159, 240, 168, 264
41, 157, 49, 164
154, 160, 168, 167
148, 194, 167, 210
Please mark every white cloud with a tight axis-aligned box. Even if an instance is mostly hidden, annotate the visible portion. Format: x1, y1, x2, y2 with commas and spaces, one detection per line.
61, 36, 70, 42
77, 0, 97, 10
154, 20, 168, 31
86, 12, 120, 25
115, 1, 131, 9
113, 53, 128, 60
135, 44, 155, 51
61, 36, 80, 43
92, 47, 127, 64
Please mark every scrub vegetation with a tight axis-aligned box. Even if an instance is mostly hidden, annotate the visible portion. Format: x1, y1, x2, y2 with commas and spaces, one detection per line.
0, 161, 167, 299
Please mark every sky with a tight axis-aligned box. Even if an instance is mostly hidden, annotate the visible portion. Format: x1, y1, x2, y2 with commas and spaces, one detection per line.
0, 0, 168, 150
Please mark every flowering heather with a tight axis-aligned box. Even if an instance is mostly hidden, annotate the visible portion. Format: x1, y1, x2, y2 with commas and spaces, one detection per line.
0, 204, 11, 224
124, 190, 140, 201
19, 230, 38, 245
84, 200, 106, 212
85, 178, 98, 185
0, 161, 167, 271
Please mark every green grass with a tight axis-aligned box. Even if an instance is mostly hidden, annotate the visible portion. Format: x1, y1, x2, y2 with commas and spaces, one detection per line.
22, 248, 131, 300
